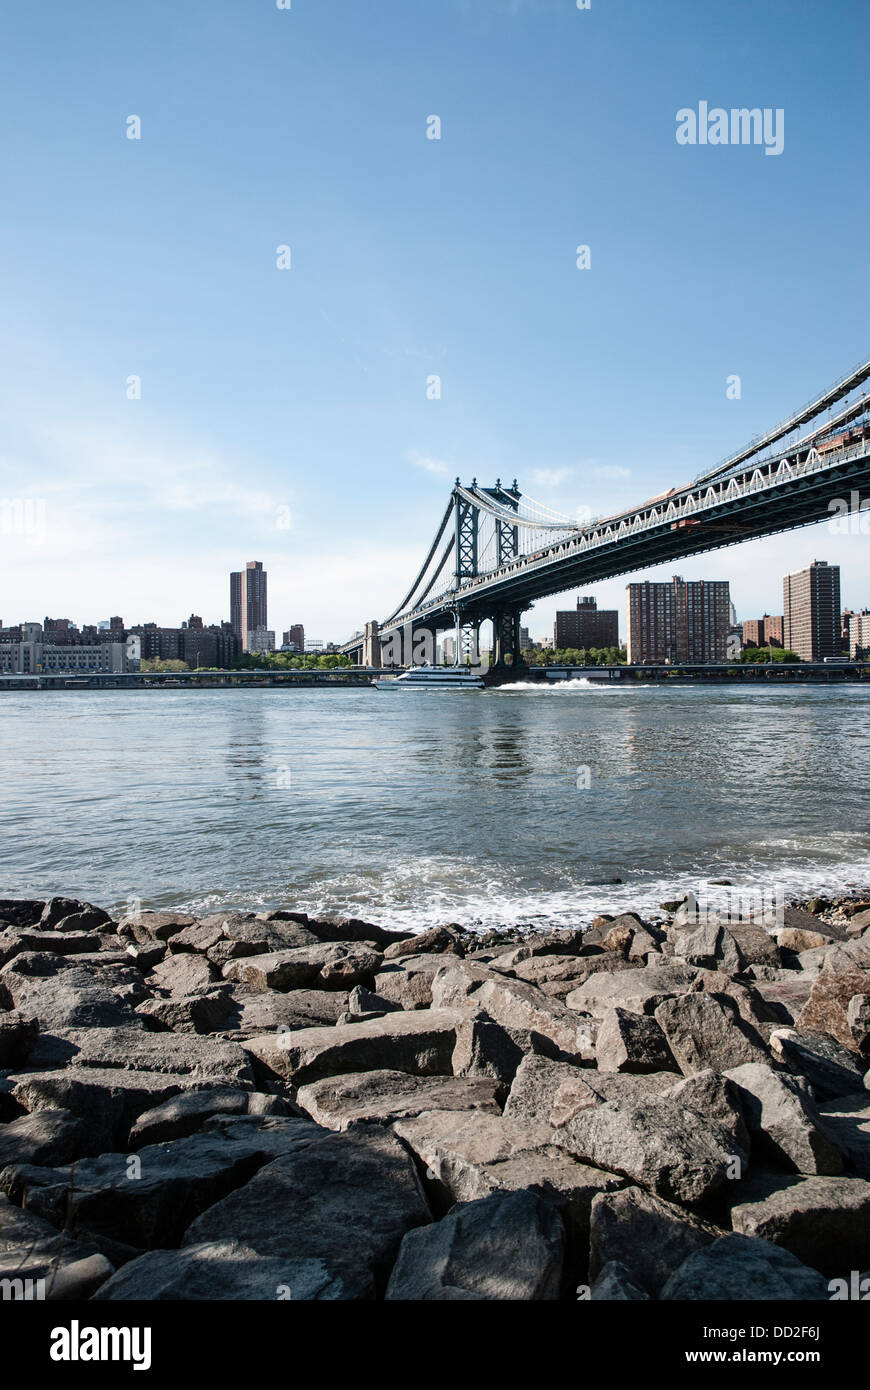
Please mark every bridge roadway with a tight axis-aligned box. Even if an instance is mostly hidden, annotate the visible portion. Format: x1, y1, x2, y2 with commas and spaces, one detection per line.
340, 355, 870, 666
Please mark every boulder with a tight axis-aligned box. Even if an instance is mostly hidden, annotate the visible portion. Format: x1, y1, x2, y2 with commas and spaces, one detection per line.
769, 1028, 866, 1101
382, 926, 465, 961
0, 899, 45, 929
504, 1054, 674, 1127
565, 963, 697, 1017
452, 1016, 558, 1091
8, 1067, 249, 1152
470, 977, 598, 1061
222, 943, 382, 993
430, 960, 507, 1010
117, 911, 196, 942
219, 987, 349, 1036
660, 1233, 829, 1300
589, 1260, 650, 1300
0, 1108, 93, 1168
40, 897, 112, 931
0, 1010, 39, 1066
178, 1124, 432, 1299
11, 1116, 321, 1249
730, 1173, 870, 1276
22, 1026, 255, 1086
509, 955, 605, 991
817, 1093, 870, 1177
150, 952, 220, 995
594, 1007, 678, 1074
135, 989, 236, 1034
653, 993, 768, 1076
392, 1108, 622, 1242
240, 1008, 472, 1086
385, 1190, 564, 1300
129, 1088, 290, 1147
554, 1093, 747, 1207
589, 1185, 724, 1295
848, 994, 870, 1055
94, 1240, 354, 1300
674, 921, 746, 973
0, 1193, 114, 1299
663, 1070, 750, 1152
723, 1062, 844, 1175
346, 985, 402, 1015
373, 955, 458, 1010
795, 968, 870, 1052
296, 1070, 500, 1130
0, 958, 143, 1031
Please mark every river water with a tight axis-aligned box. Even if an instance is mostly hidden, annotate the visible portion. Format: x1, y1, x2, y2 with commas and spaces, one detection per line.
2, 681, 868, 930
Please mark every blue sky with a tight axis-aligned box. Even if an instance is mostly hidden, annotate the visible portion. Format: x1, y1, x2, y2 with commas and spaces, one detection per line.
1, 0, 868, 643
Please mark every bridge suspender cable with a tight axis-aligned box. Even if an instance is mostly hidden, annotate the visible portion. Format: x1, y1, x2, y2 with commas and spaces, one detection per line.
695, 355, 870, 485
380, 495, 456, 626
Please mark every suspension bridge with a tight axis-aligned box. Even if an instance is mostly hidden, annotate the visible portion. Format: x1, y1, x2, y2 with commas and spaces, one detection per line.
341, 356, 870, 668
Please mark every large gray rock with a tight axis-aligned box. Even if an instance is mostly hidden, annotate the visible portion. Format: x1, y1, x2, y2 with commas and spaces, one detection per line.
452, 1016, 558, 1092
504, 1054, 675, 1127
770, 1028, 866, 1101
150, 951, 220, 995
817, 1093, 870, 1177
430, 960, 509, 1010
94, 1240, 354, 1300
385, 1190, 564, 1300
589, 1260, 650, 1300
663, 1070, 750, 1152
222, 943, 382, 993
135, 989, 236, 1034
178, 1124, 432, 1298
555, 1093, 747, 1206
660, 1233, 829, 1300
0, 1108, 93, 1168
296, 1070, 499, 1130
22, 1027, 255, 1087
730, 1173, 870, 1275
674, 921, 746, 973
40, 897, 112, 932
11, 1116, 320, 1249
653, 992, 768, 1075
8, 1067, 248, 1151
589, 1186, 724, 1295
241, 1008, 472, 1086
219, 987, 349, 1036
470, 977, 597, 1061
117, 910, 195, 942
0, 957, 143, 1030
595, 1007, 677, 1074
129, 1089, 290, 1146
382, 926, 465, 961
723, 1062, 844, 1175
392, 1108, 622, 1242
566, 963, 697, 1017
0, 1010, 39, 1066
374, 955, 459, 1010
796, 968, 870, 1051
0, 1193, 114, 1300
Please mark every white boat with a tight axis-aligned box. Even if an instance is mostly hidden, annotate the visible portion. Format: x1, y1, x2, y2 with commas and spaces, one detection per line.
373, 665, 485, 691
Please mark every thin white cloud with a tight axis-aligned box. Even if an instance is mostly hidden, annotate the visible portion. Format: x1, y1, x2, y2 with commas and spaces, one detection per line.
532, 467, 575, 488
408, 452, 452, 477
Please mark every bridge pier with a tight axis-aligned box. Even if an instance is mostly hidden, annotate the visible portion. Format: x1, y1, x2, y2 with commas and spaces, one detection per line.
362, 620, 382, 669
490, 607, 526, 671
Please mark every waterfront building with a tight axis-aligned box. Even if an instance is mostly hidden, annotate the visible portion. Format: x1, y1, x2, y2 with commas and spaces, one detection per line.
0, 630, 132, 675
742, 614, 783, 647
626, 575, 730, 664
246, 627, 275, 655
849, 611, 870, 659
230, 561, 268, 653
282, 624, 305, 653
783, 561, 841, 662
554, 596, 619, 650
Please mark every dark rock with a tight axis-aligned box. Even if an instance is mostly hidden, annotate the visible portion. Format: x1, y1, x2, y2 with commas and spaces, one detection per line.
0, 1192, 114, 1299
660, 1233, 829, 1300
385, 1189, 564, 1300
653, 992, 768, 1076
723, 1062, 844, 1175
0, 1010, 39, 1066
117, 911, 196, 942
817, 1093, 870, 1177
594, 1007, 678, 1074
469, 977, 598, 1062
589, 1260, 651, 1300
0, 899, 45, 929
770, 1028, 866, 1101
382, 925, 465, 961
129, 1088, 291, 1147
0, 1108, 93, 1167
178, 1123, 432, 1299
730, 1173, 870, 1276
40, 898, 111, 931
589, 1185, 724, 1295
452, 1015, 558, 1091
296, 1070, 500, 1130
222, 943, 382, 993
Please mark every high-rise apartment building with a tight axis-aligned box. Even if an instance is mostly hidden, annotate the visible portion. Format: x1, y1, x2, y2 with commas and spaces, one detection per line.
626, 575, 730, 664
848, 611, 870, 659
782, 561, 840, 662
282, 624, 305, 653
230, 561, 268, 654
742, 614, 784, 647
554, 596, 619, 649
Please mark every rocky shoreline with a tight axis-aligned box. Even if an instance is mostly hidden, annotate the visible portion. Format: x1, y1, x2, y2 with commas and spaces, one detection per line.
1, 890, 869, 1301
